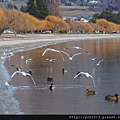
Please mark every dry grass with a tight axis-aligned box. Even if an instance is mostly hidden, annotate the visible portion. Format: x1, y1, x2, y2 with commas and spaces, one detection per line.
0, 2, 96, 17
60, 5, 96, 17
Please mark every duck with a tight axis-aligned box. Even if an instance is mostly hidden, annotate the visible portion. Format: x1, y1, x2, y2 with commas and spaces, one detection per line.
27, 70, 32, 76
62, 68, 67, 74
47, 77, 53, 82
105, 94, 120, 101
16, 68, 21, 71
49, 84, 55, 90
86, 89, 97, 95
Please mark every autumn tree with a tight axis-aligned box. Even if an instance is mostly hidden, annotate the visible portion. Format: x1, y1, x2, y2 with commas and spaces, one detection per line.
90, 23, 100, 33
45, 15, 70, 33
81, 22, 94, 33
106, 22, 117, 33
96, 18, 117, 33
96, 19, 109, 33
0, 9, 6, 35
117, 24, 120, 33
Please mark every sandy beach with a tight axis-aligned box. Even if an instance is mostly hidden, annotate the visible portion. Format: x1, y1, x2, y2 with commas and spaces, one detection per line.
0, 33, 120, 114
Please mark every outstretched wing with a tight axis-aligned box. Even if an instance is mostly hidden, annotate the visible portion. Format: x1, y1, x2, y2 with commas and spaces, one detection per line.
73, 72, 85, 79
98, 59, 104, 64
60, 50, 70, 59
71, 53, 82, 59
42, 48, 52, 56
25, 73, 36, 85
73, 72, 95, 87
11, 71, 20, 78
42, 48, 64, 61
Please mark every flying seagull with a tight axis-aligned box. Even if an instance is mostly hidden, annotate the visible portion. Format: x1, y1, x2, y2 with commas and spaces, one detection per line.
42, 48, 64, 61
60, 51, 82, 60
68, 46, 91, 54
94, 59, 104, 65
86, 57, 97, 61
11, 71, 36, 85
73, 72, 95, 87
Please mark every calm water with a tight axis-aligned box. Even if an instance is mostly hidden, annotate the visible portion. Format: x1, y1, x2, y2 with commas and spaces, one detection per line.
4, 38, 120, 114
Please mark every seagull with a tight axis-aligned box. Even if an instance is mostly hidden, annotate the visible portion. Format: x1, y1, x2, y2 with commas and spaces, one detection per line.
21, 56, 24, 59
73, 72, 95, 87
46, 58, 57, 62
1, 55, 10, 59
69, 46, 91, 54
11, 71, 36, 85
86, 57, 97, 61
60, 51, 82, 60
26, 58, 33, 63
42, 48, 64, 61
94, 59, 104, 65
1, 52, 14, 60
5, 82, 9, 87
69, 46, 83, 50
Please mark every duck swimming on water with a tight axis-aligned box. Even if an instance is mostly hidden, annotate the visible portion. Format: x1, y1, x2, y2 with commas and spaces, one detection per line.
85, 89, 97, 96
49, 84, 55, 90
47, 77, 53, 82
105, 94, 120, 102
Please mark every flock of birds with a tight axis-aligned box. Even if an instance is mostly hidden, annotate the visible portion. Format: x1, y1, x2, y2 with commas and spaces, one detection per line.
41, 46, 119, 102
1, 45, 119, 102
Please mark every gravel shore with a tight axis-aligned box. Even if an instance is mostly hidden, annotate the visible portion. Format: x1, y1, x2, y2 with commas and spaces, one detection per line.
0, 33, 120, 114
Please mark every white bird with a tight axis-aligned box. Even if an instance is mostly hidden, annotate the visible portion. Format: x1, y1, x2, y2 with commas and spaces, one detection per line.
86, 57, 97, 61
94, 59, 104, 65
11, 71, 36, 85
1, 55, 10, 59
60, 51, 82, 60
69, 46, 83, 50
5, 82, 9, 87
21, 56, 24, 59
69, 46, 91, 54
1, 52, 13, 60
73, 72, 95, 87
46, 58, 57, 62
42, 48, 64, 61
9, 53, 14, 56
26, 58, 33, 63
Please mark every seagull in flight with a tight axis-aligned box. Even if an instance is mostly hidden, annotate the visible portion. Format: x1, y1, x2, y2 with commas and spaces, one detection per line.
60, 51, 82, 60
94, 59, 104, 65
73, 72, 95, 87
86, 57, 97, 61
42, 48, 64, 61
68, 46, 91, 54
11, 71, 36, 85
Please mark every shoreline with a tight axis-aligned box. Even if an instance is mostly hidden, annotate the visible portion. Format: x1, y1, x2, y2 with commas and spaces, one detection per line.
0, 33, 120, 114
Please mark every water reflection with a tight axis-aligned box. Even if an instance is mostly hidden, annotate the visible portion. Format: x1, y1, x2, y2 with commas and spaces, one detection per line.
4, 38, 120, 114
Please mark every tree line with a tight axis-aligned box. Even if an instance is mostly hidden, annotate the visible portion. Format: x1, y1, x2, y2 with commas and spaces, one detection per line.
0, 9, 120, 36
91, 8, 120, 24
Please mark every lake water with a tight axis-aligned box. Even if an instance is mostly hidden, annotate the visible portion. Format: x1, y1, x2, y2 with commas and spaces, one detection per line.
4, 38, 120, 114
